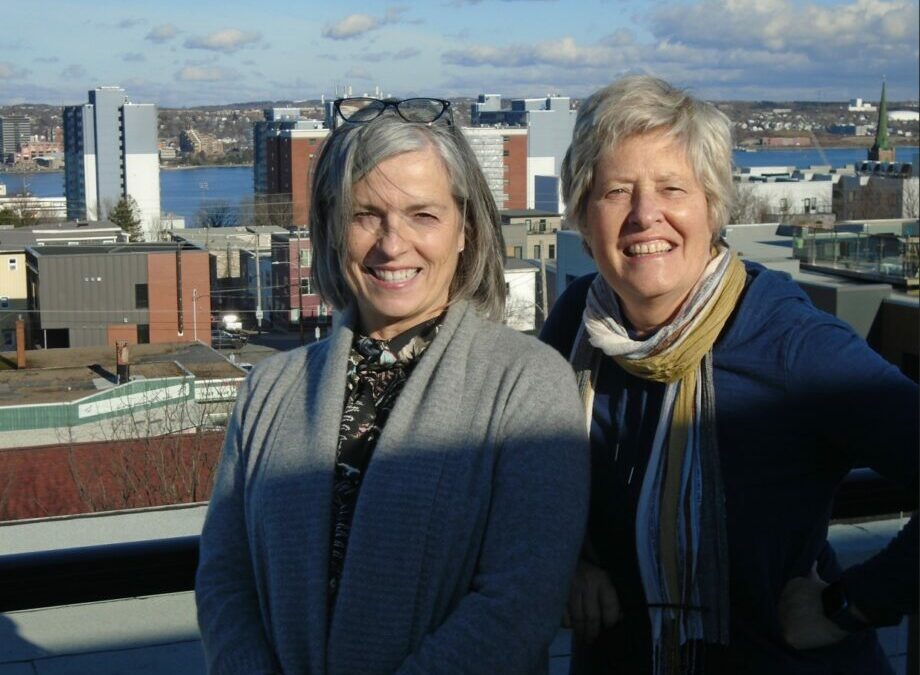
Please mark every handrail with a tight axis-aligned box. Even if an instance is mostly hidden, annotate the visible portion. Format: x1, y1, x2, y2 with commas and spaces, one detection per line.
0, 469, 914, 613
0, 535, 198, 613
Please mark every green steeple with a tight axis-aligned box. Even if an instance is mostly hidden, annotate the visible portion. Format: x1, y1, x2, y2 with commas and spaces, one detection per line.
869, 80, 894, 161
874, 80, 890, 150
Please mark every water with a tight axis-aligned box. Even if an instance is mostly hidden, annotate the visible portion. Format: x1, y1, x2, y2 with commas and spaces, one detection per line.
0, 166, 254, 227
3, 147, 917, 225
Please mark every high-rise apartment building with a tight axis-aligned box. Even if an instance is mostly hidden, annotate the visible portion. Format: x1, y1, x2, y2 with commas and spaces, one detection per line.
0, 116, 31, 161
470, 94, 576, 213
63, 87, 161, 240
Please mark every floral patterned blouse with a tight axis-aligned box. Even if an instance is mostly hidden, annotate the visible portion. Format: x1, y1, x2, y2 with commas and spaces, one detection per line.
328, 315, 443, 610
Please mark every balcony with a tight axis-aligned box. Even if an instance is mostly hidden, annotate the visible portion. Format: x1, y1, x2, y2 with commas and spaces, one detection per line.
0, 471, 915, 674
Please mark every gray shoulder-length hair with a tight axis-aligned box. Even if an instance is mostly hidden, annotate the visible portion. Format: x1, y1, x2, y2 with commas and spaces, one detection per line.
309, 112, 506, 321
562, 75, 734, 238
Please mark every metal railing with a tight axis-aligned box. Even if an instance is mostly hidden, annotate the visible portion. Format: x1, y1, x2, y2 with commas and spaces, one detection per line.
0, 470, 914, 634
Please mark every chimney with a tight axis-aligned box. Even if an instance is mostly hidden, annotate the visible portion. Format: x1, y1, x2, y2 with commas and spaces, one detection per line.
15, 319, 26, 369
115, 340, 130, 384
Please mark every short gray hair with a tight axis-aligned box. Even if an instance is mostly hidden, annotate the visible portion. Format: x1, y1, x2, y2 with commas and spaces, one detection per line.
310, 112, 506, 321
562, 75, 734, 237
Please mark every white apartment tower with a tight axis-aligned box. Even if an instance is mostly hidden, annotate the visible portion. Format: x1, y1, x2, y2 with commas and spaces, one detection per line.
63, 87, 161, 240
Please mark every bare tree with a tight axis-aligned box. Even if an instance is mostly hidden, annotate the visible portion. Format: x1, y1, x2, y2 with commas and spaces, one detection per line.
60, 387, 231, 515
198, 200, 238, 228
902, 178, 919, 219
730, 184, 771, 224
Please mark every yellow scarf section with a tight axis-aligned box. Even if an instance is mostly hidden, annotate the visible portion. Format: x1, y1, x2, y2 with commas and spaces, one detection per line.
613, 253, 747, 608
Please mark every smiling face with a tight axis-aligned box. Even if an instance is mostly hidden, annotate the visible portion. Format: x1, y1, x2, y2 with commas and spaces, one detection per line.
584, 129, 715, 333
345, 146, 465, 340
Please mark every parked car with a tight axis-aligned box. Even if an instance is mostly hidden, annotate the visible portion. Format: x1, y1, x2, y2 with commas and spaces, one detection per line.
210, 329, 247, 350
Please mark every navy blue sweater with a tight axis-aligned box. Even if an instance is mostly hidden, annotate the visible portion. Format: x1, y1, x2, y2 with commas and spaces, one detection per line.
541, 263, 918, 675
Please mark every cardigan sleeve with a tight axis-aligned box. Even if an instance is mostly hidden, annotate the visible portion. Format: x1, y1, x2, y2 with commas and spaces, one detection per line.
195, 377, 281, 675
394, 352, 590, 675
785, 310, 919, 626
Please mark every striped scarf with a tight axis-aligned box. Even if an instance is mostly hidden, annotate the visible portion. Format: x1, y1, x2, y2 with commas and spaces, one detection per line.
570, 247, 746, 674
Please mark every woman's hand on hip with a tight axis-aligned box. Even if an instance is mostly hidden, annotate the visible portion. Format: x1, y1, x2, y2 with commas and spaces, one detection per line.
562, 559, 621, 644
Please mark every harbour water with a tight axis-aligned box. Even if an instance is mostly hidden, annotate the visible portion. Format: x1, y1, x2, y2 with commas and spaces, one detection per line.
2, 146, 917, 227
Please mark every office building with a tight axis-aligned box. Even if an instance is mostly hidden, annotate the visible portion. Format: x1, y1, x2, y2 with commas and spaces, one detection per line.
26, 242, 210, 349
252, 108, 328, 227
0, 116, 31, 161
464, 127, 527, 209
63, 87, 161, 241
500, 209, 562, 262
271, 230, 328, 332
471, 94, 576, 212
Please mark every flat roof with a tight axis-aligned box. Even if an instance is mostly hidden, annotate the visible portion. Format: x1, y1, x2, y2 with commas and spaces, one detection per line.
504, 258, 538, 271
0, 342, 244, 405
500, 209, 560, 218
28, 242, 202, 256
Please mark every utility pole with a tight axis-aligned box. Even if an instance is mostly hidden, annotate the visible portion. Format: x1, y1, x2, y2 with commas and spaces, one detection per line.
254, 236, 263, 333
298, 232, 305, 345
192, 288, 199, 341
539, 255, 549, 328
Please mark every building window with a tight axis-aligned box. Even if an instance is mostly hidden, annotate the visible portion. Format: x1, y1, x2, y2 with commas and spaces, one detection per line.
7, 258, 16, 271
502, 150, 510, 157
513, 246, 523, 258
539, 219, 547, 232
0, 297, 8, 309
533, 245, 541, 259
548, 244, 555, 259
300, 277, 314, 294
135, 283, 149, 309
299, 248, 312, 267
137, 324, 150, 344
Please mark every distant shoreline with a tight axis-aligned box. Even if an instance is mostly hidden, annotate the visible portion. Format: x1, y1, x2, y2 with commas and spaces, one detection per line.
0, 163, 254, 175
160, 163, 253, 171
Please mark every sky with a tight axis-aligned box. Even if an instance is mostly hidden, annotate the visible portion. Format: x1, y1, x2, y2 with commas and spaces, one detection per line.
0, 0, 918, 108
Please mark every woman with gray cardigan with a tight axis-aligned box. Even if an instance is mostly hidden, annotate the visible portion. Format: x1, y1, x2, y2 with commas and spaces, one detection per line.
195, 97, 590, 675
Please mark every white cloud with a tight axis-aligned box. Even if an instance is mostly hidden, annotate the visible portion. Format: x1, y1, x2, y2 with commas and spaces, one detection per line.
361, 47, 421, 62
322, 7, 408, 40
443, 35, 639, 68
393, 47, 420, 60
345, 67, 374, 80
0, 62, 29, 79
60, 64, 87, 79
440, 0, 918, 99
184, 29, 262, 53
117, 18, 146, 29
175, 65, 239, 82
649, 0, 918, 55
146, 23, 179, 44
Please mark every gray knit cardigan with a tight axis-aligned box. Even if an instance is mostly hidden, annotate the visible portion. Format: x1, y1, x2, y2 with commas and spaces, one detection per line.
196, 301, 590, 675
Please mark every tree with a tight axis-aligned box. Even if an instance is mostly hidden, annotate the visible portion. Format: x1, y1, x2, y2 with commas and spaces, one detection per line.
108, 196, 144, 242
0, 197, 40, 228
197, 200, 238, 228
730, 184, 772, 224
902, 178, 919, 219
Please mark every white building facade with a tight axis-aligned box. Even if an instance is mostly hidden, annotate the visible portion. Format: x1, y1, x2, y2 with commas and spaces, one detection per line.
64, 87, 161, 241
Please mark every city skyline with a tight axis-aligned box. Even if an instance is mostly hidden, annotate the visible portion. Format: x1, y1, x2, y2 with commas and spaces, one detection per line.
0, 0, 919, 107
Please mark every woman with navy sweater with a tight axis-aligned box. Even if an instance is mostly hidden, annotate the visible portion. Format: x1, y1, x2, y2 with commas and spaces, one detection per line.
541, 75, 918, 674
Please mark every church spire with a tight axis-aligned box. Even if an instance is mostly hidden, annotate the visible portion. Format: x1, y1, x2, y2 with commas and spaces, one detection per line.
869, 79, 895, 162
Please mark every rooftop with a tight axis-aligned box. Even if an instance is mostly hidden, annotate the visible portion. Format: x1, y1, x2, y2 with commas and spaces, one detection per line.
0, 342, 245, 405
500, 209, 560, 218
0, 220, 126, 250
27, 242, 202, 257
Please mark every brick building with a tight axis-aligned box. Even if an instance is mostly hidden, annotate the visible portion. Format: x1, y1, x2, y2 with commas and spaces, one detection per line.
26, 242, 211, 348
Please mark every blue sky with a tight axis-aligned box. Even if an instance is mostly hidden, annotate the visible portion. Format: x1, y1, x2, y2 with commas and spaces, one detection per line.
1, 0, 917, 107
